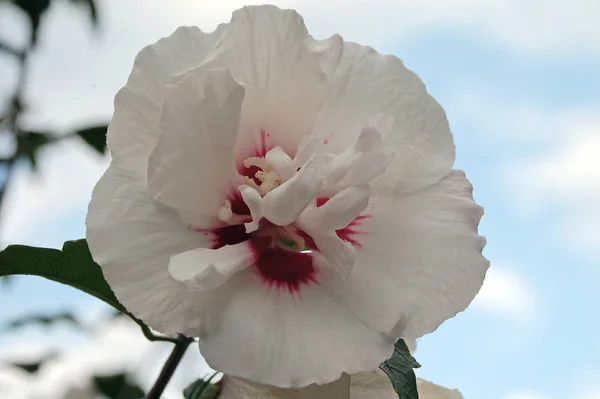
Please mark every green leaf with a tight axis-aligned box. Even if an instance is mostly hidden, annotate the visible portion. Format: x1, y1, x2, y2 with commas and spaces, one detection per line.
93, 374, 144, 399
16, 131, 53, 170
0, 240, 184, 344
10, 0, 52, 45
75, 124, 108, 154
4, 311, 84, 332
11, 354, 57, 374
184, 374, 221, 399
0, 240, 128, 314
379, 339, 421, 399
69, 0, 99, 27
13, 362, 43, 373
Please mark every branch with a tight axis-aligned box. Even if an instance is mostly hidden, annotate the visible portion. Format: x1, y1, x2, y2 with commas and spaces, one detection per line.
146, 335, 194, 399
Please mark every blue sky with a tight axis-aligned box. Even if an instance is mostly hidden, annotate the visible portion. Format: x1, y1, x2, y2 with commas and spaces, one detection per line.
1, 1, 599, 398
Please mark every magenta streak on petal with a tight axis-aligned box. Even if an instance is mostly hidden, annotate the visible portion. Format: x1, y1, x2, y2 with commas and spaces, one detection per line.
254, 247, 318, 294
336, 215, 371, 248
207, 224, 250, 248
201, 226, 318, 293
305, 198, 370, 249
236, 129, 273, 174
192, 190, 251, 248
257, 129, 268, 157
228, 189, 250, 216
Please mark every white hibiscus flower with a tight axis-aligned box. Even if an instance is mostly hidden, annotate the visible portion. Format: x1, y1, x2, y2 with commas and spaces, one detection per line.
219, 371, 464, 398
86, 4, 489, 389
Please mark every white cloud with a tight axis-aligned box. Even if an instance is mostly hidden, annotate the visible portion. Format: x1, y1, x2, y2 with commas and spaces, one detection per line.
115, 0, 600, 57
0, 139, 109, 246
1, 0, 598, 245
0, 318, 211, 399
472, 266, 538, 321
576, 392, 600, 399
508, 116, 600, 258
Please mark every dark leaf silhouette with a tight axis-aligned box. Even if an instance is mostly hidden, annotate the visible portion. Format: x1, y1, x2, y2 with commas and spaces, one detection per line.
69, 0, 99, 27
10, 0, 52, 45
184, 374, 222, 399
4, 311, 83, 331
76, 125, 108, 154
16, 130, 54, 170
94, 374, 145, 399
379, 339, 421, 399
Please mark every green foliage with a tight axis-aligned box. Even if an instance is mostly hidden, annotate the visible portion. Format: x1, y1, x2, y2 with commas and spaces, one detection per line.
93, 374, 145, 399
379, 339, 421, 399
7, 0, 99, 46
4, 311, 84, 332
13, 361, 44, 373
16, 130, 53, 169
76, 124, 108, 154
184, 374, 222, 399
69, 0, 99, 27
11, 355, 56, 373
10, 0, 52, 45
0, 240, 127, 313
0, 240, 186, 344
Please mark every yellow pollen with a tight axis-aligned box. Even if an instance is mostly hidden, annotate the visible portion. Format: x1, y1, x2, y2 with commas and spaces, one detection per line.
256, 166, 281, 194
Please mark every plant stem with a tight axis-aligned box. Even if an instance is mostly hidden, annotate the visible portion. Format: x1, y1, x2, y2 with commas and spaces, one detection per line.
146, 334, 194, 399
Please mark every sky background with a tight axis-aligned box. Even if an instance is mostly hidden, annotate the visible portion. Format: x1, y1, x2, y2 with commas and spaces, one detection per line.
1, 0, 599, 398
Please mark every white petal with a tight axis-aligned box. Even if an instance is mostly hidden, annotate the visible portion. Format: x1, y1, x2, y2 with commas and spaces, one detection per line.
265, 147, 295, 181
239, 185, 264, 233
201, 5, 326, 160
354, 126, 383, 153
366, 113, 394, 139
325, 171, 489, 337
299, 185, 370, 231
417, 379, 464, 399
198, 272, 393, 388
169, 242, 258, 291
342, 150, 393, 187
219, 375, 351, 399
293, 136, 329, 169
147, 67, 245, 228
311, 234, 356, 278
86, 164, 216, 335
262, 167, 323, 226
108, 26, 225, 177
350, 370, 397, 399
313, 39, 455, 195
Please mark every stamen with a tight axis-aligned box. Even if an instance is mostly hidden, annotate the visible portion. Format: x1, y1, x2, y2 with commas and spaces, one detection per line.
255, 168, 281, 194
217, 200, 233, 222
243, 157, 269, 170
239, 185, 263, 233
277, 226, 306, 253
265, 146, 295, 180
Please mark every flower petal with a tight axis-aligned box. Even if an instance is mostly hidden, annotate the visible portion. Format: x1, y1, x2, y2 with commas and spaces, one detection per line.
299, 185, 370, 231
239, 185, 264, 233
265, 147, 295, 181
201, 5, 326, 160
198, 271, 393, 388
324, 170, 488, 337
312, 36, 455, 195
147, 67, 245, 228
86, 163, 216, 335
108, 26, 225, 176
262, 166, 323, 227
219, 375, 351, 399
168, 241, 259, 291
349, 370, 397, 399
